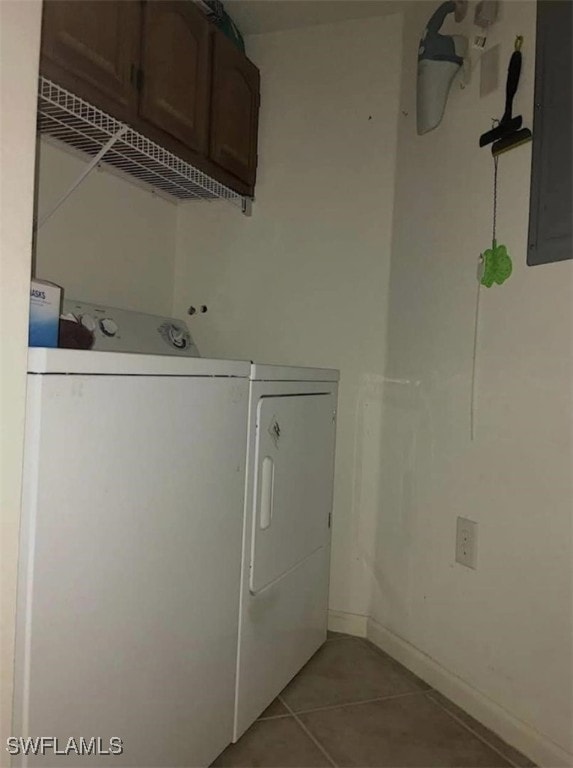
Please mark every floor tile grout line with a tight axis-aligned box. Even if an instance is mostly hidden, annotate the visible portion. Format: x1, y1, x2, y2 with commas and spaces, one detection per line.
281, 688, 427, 718
257, 713, 292, 721
425, 692, 525, 768
278, 695, 338, 768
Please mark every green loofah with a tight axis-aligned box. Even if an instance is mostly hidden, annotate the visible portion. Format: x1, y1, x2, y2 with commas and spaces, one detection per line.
480, 240, 512, 287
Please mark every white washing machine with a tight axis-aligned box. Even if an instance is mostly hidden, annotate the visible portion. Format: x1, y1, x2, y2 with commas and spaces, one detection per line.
233, 363, 339, 740
14, 302, 250, 767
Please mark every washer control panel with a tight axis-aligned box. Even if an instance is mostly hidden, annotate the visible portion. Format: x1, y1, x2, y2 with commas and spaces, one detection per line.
62, 300, 200, 357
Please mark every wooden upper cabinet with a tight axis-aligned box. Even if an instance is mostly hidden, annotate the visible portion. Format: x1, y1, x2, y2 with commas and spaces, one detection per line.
41, 1, 141, 120
210, 31, 260, 188
139, 1, 210, 155
40, 1, 260, 195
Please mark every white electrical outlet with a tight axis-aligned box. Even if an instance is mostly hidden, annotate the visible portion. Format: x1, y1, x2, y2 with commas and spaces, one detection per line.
456, 517, 478, 569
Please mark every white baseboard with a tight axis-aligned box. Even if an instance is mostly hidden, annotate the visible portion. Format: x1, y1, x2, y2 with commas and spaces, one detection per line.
367, 618, 571, 768
327, 609, 368, 637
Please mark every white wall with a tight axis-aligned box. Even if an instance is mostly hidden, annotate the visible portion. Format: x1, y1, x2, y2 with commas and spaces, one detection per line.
173, 11, 404, 625
0, 0, 43, 753
36, 141, 177, 315
369, 2, 572, 765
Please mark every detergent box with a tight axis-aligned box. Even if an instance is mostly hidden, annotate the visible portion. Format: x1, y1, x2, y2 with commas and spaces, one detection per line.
29, 279, 62, 348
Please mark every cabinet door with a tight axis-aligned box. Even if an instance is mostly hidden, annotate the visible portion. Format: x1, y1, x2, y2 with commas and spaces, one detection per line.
139, 1, 210, 154
210, 31, 260, 188
41, 0, 140, 120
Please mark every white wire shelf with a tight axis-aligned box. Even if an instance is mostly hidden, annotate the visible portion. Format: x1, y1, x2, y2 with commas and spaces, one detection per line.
37, 76, 249, 211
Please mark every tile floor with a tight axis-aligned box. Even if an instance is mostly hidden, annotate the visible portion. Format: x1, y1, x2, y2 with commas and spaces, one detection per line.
213, 633, 536, 768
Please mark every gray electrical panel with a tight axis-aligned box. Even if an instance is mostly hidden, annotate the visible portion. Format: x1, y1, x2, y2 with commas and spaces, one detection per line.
527, 0, 572, 266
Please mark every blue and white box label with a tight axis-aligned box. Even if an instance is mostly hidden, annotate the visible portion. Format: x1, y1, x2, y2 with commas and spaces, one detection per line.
29, 279, 62, 348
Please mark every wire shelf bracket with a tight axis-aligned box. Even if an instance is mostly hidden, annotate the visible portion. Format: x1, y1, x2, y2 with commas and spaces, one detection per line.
37, 126, 127, 229
37, 76, 251, 217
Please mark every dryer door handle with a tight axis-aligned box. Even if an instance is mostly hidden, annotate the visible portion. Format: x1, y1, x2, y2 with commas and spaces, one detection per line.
259, 456, 275, 530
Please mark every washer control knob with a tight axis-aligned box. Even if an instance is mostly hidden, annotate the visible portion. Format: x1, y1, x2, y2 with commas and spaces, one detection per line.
100, 318, 118, 337
80, 314, 97, 333
168, 325, 187, 349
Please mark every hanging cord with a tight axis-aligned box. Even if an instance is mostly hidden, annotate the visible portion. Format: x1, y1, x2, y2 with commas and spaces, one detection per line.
492, 154, 498, 245
470, 155, 499, 441
470, 272, 481, 441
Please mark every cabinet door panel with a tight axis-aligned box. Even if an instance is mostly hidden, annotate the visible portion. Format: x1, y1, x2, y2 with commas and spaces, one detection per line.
140, 1, 210, 154
210, 32, 260, 188
41, 0, 140, 119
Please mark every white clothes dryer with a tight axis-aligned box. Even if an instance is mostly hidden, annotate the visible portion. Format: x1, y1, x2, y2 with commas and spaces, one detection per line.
233, 364, 339, 740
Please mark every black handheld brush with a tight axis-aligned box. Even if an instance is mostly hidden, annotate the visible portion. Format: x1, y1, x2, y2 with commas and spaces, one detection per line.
479, 37, 532, 155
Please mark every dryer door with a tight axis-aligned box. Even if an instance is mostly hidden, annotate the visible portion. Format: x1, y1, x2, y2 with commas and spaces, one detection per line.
250, 393, 335, 594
